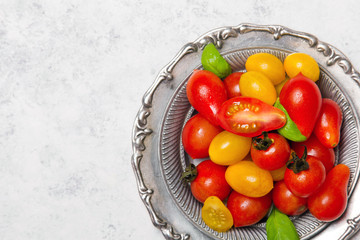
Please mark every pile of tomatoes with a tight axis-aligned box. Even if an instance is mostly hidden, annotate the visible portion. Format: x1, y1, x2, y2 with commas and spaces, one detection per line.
181, 44, 350, 234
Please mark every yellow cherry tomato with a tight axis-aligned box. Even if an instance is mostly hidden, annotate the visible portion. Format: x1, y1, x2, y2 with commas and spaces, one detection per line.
270, 150, 295, 181
245, 52, 286, 85
275, 76, 290, 97
225, 161, 273, 197
284, 52, 320, 82
201, 196, 233, 232
239, 71, 277, 105
209, 131, 252, 166
270, 165, 287, 181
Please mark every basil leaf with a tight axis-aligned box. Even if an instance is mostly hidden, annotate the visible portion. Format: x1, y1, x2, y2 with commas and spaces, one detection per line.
266, 207, 299, 240
201, 43, 232, 79
274, 98, 307, 142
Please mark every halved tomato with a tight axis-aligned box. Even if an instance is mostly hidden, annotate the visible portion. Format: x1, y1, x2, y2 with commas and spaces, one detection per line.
217, 97, 286, 137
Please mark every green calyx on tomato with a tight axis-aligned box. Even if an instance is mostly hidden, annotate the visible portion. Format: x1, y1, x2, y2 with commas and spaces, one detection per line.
181, 164, 197, 183
252, 132, 274, 151
286, 146, 309, 174
201, 43, 232, 79
266, 207, 300, 240
274, 98, 307, 142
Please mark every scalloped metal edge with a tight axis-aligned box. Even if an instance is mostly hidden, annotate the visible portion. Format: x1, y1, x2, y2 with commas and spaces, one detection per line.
131, 23, 360, 240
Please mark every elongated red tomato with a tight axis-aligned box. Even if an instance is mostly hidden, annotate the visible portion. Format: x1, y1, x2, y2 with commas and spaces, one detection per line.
186, 70, 227, 126
308, 164, 350, 222
314, 98, 343, 148
217, 96, 286, 137
279, 73, 322, 139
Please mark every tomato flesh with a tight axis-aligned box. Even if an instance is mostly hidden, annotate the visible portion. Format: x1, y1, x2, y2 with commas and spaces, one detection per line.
218, 96, 286, 137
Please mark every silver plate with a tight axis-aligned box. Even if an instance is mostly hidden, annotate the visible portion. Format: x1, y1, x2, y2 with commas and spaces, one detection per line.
131, 23, 360, 240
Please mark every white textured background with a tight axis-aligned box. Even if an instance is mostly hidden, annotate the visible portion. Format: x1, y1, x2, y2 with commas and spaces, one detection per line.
1, 0, 360, 239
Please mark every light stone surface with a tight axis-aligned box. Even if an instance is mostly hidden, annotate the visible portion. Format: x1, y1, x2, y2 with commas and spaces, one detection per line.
1, 0, 360, 239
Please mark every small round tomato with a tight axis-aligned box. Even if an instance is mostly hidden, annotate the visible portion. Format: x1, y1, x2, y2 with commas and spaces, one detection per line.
209, 131, 251, 165
284, 151, 326, 198
218, 97, 286, 138
182, 160, 231, 203
223, 72, 243, 98
284, 53, 320, 82
182, 114, 223, 159
291, 134, 335, 173
251, 132, 291, 171
202, 196, 233, 232
239, 71, 277, 105
272, 180, 307, 216
227, 191, 272, 227
225, 161, 273, 198
245, 52, 286, 85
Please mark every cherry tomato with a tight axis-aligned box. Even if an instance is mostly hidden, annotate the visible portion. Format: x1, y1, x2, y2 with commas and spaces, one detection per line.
291, 133, 335, 173
186, 70, 227, 125
279, 73, 322, 140
223, 72, 243, 98
201, 196, 233, 232
275, 76, 289, 97
209, 131, 251, 166
225, 161, 273, 198
182, 114, 223, 159
227, 191, 272, 227
218, 96, 286, 137
284, 53, 320, 82
314, 98, 343, 148
239, 71, 277, 105
251, 132, 291, 171
308, 164, 350, 222
270, 164, 287, 181
182, 160, 231, 203
245, 52, 286, 85
272, 180, 307, 216
284, 152, 326, 198
270, 150, 295, 181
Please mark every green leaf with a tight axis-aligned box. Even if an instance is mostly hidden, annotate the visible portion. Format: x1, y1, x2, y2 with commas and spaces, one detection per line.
274, 98, 307, 142
201, 43, 232, 79
266, 207, 300, 240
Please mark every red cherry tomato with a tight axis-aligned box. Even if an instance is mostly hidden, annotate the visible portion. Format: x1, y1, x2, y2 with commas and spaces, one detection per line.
223, 72, 243, 98
251, 132, 291, 171
183, 160, 231, 203
308, 164, 350, 222
227, 190, 272, 227
314, 98, 343, 148
291, 134, 335, 173
182, 114, 223, 159
272, 180, 307, 216
284, 151, 326, 198
186, 70, 227, 125
279, 73, 322, 139
217, 96, 286, 137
